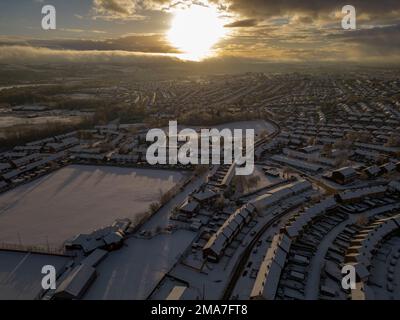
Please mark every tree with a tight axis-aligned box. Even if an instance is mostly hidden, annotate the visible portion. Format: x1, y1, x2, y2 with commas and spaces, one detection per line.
149, 202, 160, 214
385, 135, 400, 147
322, 144, 332, 157
356, 215, 368, 226
194, 165, 209, 176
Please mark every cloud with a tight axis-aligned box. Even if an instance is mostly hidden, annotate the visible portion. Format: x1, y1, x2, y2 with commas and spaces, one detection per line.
92, 0, 170, 19
224, 18, 259, 28
222, 0, 400, 19
1, 1, 399, 64
328, 24, 400, 57
91, 0, 227, 19
214, 1, 400, 62
93, 0, 137, 16
0, 34, 179, 54
0, 45, 181, 64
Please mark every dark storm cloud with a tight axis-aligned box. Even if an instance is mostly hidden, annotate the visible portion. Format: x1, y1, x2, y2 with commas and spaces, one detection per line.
0, 35, 179, 54
224, 0, 400, 18
224, 19, 259, 28
216, 0, 400, 62
329, 24, 400, 55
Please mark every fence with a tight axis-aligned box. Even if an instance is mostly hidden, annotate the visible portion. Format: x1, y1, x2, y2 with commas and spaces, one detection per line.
0, 242, 73, 257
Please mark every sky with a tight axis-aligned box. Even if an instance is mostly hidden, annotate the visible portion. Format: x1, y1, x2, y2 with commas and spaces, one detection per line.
0, 0, 399, 64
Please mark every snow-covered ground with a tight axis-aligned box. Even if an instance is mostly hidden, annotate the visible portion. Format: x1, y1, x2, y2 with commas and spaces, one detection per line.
242, 165, 282, 194
162, 120, 277, 137
0, 165, 185, 247
83, 172, 209, 300
0, 251, 70, 300
83, 230, 195, 300
213, 120, 277, 136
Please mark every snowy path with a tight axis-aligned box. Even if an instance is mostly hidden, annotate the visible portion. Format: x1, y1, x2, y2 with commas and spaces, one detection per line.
304, 218, 351, 299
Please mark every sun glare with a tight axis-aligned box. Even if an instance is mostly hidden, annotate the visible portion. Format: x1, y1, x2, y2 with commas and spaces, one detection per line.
167, 5, 226, 61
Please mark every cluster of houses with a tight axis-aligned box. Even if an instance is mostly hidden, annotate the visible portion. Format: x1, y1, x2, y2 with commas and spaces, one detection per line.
51, 249, 108, 300
177, 188, 220, 221
250, 233, 292, 299
64, 218, 131, 254
250, 196, 340, 300
275, 114, 400, 150
345, 214, 400, 299
202, 203, 257, 263
0, 124, 203, 194
200, 180, 312, 263
0, 132, 80, 186
249, 180, 400, 300
255, 116, 400, 191
208, 164, 236, 188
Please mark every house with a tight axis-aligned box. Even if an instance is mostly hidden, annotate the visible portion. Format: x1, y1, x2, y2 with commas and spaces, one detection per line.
192, 189, 219, 203
203, 203, 256, 262
380, 162, 397, 174
46, 137, 79, 153
53, 264, 97, 300
0, 162, 11, 173
179, 199, 199, 215
13, 145, 42, 153
80, 249, 108, 268
300, 145, 321, 154
0, 181, 8, 192
250, 180, 312, 211
250, 233, 291, 300
353, 149, 380, 162
270, 155, 324, 173
2, 169, 21, 182
363, 165, 381, 178
65, 220, 128, 254
388, 180, 400, 193
355, 142, 400, 156
337, 185, 387, 203
74, 154, 105, 163
3, 152, 27, 159
65, 234, 104, 253
111, 218, 131, 234
330, 167, 358, 185
109, 154, 139, 164
11, 153, 42, 168
26, 137, 55, 146
285, 196, 337, 238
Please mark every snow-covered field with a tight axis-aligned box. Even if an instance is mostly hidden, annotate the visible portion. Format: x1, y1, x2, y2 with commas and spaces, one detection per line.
0, 165, 184, 247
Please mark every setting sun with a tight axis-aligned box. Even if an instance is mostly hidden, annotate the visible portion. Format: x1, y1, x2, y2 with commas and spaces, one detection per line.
167, 4, 226, 61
